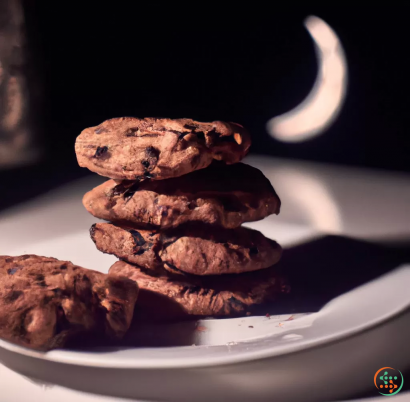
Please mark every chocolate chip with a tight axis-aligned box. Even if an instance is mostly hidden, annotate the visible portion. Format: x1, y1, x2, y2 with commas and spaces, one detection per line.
219, 195, 245, 212
143, 146, 159, 169
94, 146, 108, 157
144, 172, 155, 179
89, 224, 97, 239
249, 198, 260, 209
228, 296, 245, 309
95, 127, 108, 134
187, 200, 197, 210
5, 290, 23, 302
18, 310, 28, 335
7, 267, 20, 275
60, 264, 67, 270
249, 246, 259, 255
178, 132, 188, 140
52, 288, 63, 296
122, 182, 140, 201
137, 242, 153, 255
129, 230, 152, 255
129, 230, 146, 247
187, 286, 202, 294
5, 257, 13, 263
160, 234, 179, 249
196, 132, 205, 140
141, 160, 150, 168
112, 183, 126, 196
112, 181, 134, 196
56, 305, 70, 334
219, 135, 236, 143
205, 129, 218, 146
181, 285, 190, 294
183, 124, 197, 130
160, 205, 169, 217
125, 128, 139, 137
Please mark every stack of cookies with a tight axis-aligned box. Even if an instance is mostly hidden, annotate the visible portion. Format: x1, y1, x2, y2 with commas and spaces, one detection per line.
76, 117, 287, 319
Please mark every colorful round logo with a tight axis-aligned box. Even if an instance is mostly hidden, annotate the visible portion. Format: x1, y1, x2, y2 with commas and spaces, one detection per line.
374, 367, 404, 396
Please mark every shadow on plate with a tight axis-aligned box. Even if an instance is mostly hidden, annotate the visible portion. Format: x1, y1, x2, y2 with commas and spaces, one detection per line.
254, 235, 410, 315
1, 235, 409, 399
67, 235, 410, 351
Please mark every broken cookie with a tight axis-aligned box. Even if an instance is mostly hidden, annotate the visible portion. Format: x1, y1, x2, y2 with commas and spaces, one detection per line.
0, 255, 139, 350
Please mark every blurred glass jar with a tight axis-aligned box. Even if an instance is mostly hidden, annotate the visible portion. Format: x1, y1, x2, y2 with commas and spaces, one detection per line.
0, 0, 40, 169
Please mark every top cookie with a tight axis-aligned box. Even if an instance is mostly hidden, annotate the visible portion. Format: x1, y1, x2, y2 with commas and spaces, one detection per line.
75, 117, 251, 180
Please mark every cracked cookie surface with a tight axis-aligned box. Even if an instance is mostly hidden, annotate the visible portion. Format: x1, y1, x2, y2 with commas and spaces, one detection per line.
83, 162, 280, 229
75, 117, 251, 180
90, 223, 282, 275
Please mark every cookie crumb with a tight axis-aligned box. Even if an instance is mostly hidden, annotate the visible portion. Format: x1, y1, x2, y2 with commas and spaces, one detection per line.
266, 313, 270, 318
248, 325, 254, 328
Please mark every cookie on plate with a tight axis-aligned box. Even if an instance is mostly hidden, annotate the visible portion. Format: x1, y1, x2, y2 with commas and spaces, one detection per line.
83, 162, 280, 229
90, 223, 282, 276
109, 261, 288, 318
0, 255, 139, 350
75, 117, 251, 180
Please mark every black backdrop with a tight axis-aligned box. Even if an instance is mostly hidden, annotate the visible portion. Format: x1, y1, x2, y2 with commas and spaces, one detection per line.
2, 3, 410, 208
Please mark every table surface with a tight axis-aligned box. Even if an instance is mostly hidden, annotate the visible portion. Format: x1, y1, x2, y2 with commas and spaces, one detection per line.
1, 155, 409, 402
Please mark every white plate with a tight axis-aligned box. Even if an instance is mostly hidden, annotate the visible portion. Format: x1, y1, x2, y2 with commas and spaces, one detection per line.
1, 229, 409, 370
1, 158, 410, 401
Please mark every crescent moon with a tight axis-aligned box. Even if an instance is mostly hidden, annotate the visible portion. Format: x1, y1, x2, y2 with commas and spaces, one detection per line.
267, 16, 348, 142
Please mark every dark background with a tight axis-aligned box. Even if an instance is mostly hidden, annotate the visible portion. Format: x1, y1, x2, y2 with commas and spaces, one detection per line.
2, 3, 410, 208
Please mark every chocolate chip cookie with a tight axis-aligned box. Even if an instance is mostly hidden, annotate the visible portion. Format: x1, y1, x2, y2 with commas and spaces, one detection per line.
0, 255, 139, 350
83, 162, 280, 229
75, 117, 251, 180
109, 261, 288, 317
90, 223, 282, 275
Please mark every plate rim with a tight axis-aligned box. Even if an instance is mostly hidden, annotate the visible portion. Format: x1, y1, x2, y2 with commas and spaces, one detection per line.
1, 266, 409, 370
